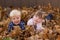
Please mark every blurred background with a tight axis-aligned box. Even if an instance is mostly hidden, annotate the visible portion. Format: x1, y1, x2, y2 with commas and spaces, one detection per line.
0, 0, 60, 8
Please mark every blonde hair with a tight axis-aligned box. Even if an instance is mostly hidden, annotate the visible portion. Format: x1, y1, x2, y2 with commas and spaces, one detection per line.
9, 9, 21, 17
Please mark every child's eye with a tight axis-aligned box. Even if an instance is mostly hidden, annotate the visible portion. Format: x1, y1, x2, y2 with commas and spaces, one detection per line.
17, 17, 19, 19
13, 18, 15, 20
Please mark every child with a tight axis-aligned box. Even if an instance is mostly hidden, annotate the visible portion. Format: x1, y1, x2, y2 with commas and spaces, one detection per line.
8, 9, 25, 32
27, 10, 45, 32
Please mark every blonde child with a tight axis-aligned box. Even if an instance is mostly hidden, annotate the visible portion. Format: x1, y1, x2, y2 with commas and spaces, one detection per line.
8, 9, 25, 32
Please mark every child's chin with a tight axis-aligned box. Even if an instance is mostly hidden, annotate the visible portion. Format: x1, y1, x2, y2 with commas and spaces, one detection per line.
14, 23, 19, 25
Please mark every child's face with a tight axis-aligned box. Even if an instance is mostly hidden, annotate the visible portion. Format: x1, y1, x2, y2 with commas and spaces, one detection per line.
11, 15, 21, 25
33, 16, 42, 24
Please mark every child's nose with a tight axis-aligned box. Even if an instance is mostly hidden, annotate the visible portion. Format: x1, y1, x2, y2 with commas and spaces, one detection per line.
15, 18, 18, 20
14, 19, 18, 22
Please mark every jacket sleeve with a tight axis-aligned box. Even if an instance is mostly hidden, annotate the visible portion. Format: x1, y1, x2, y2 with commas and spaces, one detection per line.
20, 21, 25, 30
8, 23, 13, 32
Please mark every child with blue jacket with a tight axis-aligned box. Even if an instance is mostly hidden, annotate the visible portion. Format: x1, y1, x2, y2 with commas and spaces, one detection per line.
8, 9, 25, 32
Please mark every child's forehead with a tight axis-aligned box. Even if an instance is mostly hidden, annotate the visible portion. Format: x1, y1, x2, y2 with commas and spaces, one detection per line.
11, 15, 20, 18
34, 15, 42, 19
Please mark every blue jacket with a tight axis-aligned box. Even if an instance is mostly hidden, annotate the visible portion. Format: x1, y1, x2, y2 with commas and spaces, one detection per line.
46, 14, 53, 20
8, 21, 25, 32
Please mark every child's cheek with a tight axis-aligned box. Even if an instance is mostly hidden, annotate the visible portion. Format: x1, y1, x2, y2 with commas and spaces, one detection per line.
37, 19, 42, 23
18, 17, 21, 21
11, 19, 16, 24
11, 18, 16, 21
11, 18, 15, 22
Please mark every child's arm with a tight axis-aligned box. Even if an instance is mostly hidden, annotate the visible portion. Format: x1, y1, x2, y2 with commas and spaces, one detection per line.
8, 23, 14, 32
20, 21, 25, 30
27, 19, 33, 25
8, 26, 12, 32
